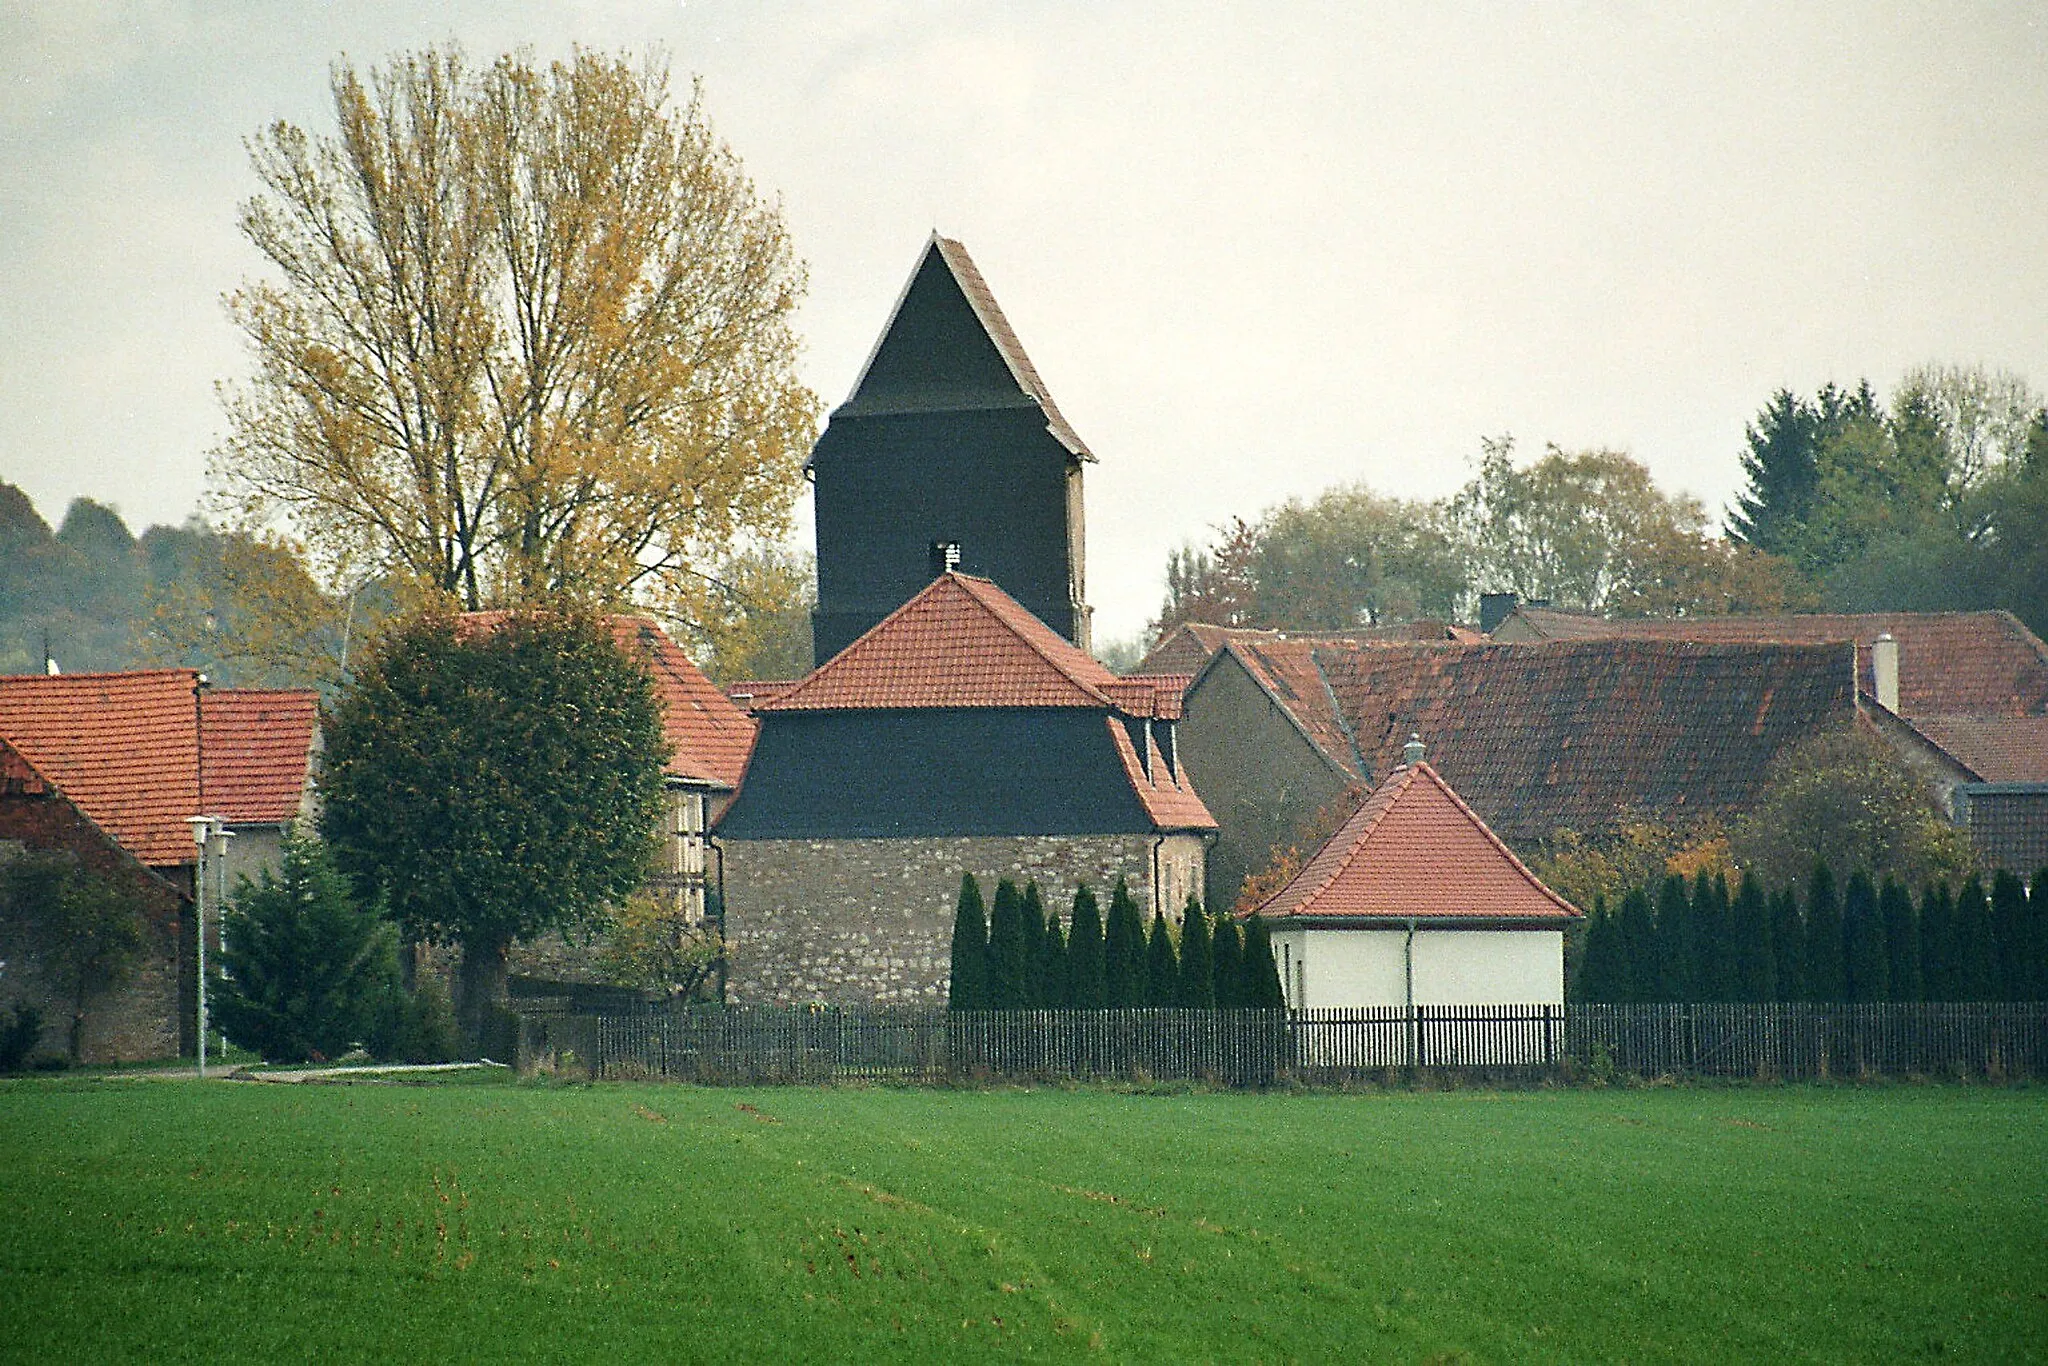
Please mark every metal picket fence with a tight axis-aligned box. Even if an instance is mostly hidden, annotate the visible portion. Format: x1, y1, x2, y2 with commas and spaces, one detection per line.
514, 1002, 2048, 1085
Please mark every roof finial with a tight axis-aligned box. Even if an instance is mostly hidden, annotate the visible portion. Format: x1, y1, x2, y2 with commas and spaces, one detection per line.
1402, 733, 1425, 768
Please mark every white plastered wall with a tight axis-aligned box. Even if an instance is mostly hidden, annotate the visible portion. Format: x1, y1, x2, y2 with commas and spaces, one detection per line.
1271, 926, 1565, 1008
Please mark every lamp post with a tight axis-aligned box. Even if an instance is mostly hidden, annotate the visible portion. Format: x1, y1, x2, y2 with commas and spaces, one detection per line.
185, 816, 228, 1076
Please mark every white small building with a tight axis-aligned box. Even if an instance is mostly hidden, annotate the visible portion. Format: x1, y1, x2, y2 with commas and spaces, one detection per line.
1248, 742, 1581, 1014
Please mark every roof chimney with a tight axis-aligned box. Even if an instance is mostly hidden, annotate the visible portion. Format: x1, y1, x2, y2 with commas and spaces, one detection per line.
1871, 632, 1900, 714
1402, 733, 1426, 768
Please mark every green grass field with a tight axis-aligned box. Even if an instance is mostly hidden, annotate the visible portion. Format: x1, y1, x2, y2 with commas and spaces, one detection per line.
0, 1077, 2042, 1363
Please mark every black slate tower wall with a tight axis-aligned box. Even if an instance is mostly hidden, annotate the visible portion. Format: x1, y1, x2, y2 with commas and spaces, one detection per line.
810, 237, 1091, 665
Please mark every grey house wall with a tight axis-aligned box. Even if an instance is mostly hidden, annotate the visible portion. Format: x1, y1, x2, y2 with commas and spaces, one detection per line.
1178, 656, 1352, 910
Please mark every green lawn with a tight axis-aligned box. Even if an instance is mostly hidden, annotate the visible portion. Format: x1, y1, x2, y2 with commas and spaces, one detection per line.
0, 1078, 2042, 1363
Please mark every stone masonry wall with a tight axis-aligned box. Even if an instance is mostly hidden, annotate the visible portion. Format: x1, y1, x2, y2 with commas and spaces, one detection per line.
720, 833, 1181, 1005
0, 793, 187, 1062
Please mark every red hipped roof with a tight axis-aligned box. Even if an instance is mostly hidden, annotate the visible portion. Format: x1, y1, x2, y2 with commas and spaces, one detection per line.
763, 572, 1129, 712
1250, 760, 1580, 924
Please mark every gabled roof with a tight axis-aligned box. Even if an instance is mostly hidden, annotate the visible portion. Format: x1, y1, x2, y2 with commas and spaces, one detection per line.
762, 572, 1129, 712
834, 234, 1092, 460
1106, 717, 1217, 832
1251, 760, 1580, 924
1313, 639, 1856, 844
457, 612, 757, 791
1903, 715, 2048, 784
0, 671, 319, 866
200, 689, 318, 825
1199, 637, 1364, 779
1496, 607, 2048, 717
1135, 620, 1477, 678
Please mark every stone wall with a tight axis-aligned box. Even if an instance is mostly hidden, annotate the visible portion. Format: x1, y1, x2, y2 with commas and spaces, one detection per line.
0, 793, 188, 1062
718, 833, 1200, 1005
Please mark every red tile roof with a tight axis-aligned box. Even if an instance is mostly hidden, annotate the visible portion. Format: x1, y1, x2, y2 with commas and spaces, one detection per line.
1103, 674, 1193, 722
457, 612, 757, 790
1904, 715, 2048, 784
724, 679, 801, 710
1106, 716, 1218, 831
1217, 637, 1364, 778
199, 689, 318, 824
763, 573, 1128, 712
1500, 608, 2048, 717
1135, 620, 1474, 677
1251, 761, 1580, 923
0, 671, 318, 867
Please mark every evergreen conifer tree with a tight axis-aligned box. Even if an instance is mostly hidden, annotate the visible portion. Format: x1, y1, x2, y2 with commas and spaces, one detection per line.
947, 873, 988, 1012
1841, 869, 1887, 1003
1176, 896, 1215, 1008
1988, 871, 2029, 1001
1211, 915, 1244, 1008
1689, 871, 1726, 1002
1769, 885, 1804, 1001
1240, 913, 1284, 1008
1804, 863, 1846, 1002
1145, 914, 1178, 1006
1655, 876, 1694, 1000
986, 879, 1031, 1010
212, 834, 401, 1063
1103, 877, 1146, 1008
1953, 878, 1997, 1001
1880, 877, 1920, 1001
1067, 885, 1106, 1009
1020, 881, 1048, 1008
1615, 886, 1655, 1003
1729, 872, 1774, 1002
1576, 897, 1620, 1003
1919, 883, 1955, 1001
1039, 910, 1068, 1009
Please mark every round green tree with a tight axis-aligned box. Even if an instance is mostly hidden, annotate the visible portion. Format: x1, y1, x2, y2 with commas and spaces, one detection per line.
320, 609, 667, 1039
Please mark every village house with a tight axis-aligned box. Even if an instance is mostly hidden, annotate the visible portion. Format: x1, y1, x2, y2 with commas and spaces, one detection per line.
714, 570, 1213, 1005
1486, 603, 2048, 872
0, 670, 318, 1060
1175, 631, 1858, 908
1247, 740, 1582, 1012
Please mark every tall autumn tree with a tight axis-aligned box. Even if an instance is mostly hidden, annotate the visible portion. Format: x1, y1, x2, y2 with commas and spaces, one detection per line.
320, 609, 667, 1039
215, 47, 817, 648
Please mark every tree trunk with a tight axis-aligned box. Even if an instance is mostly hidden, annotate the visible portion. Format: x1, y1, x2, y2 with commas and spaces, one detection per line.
456, 937, 511, 1058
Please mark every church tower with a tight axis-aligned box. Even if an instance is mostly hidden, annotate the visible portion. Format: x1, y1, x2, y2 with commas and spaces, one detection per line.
808, 235, 1092, 666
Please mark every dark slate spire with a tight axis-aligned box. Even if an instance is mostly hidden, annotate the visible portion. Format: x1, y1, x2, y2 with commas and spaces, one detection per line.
809, 236, 1092, 666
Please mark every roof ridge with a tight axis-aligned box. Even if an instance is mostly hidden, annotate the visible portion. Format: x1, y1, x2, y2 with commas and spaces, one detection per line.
1407, 762, 1580, 917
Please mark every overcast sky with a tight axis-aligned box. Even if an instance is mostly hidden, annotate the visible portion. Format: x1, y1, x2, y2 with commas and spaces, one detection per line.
4, 2, 2045, 646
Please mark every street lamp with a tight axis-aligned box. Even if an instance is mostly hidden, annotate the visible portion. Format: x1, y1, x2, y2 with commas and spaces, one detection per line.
185, 816, 230, 1076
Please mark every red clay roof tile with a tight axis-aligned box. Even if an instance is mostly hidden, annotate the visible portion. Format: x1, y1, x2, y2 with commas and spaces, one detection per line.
1106, 716, 1217, 831
1904, 715, 2048, 784
1251, 761, 1579, 923
1253, 638, 1857, 846
763, 573, 1124, 712
1502, 608, 2048, 717
200, 689, 319, 825
0, 670, 205, 866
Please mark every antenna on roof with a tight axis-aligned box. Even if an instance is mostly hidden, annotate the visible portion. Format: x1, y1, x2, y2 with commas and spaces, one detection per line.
1402, 733, 1425, 768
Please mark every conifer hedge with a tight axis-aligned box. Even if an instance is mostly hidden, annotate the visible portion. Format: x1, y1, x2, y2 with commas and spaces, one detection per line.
1573, 862, 2048, 1005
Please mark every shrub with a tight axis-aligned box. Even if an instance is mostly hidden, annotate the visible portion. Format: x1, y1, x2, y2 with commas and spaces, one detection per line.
0, 1003, 43, 1072
1240, 913, 1284, 1008
370, 973, 462, 1064
1176, 896, 1215, 1009
1103, 878, 1146, 1008
1211, 915, 1244, 1008
986, 879, 1031, 1010
212, 834, 401, 1063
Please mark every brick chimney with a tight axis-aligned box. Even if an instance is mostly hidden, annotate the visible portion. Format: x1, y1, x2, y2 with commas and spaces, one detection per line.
1871, 632, 1900, 713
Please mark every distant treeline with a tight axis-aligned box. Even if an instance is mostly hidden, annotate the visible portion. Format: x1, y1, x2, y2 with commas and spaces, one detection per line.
1576, 865, 2048, 1004
946, 874, 1284, 1012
